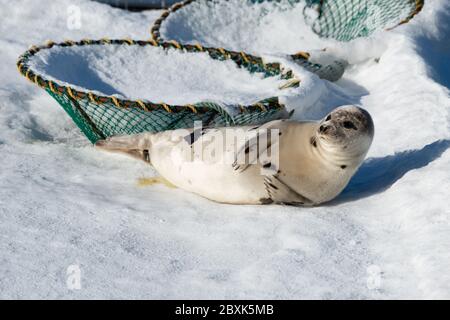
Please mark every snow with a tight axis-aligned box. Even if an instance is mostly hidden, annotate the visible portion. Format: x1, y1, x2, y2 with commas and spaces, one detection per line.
0, 0, 449, 299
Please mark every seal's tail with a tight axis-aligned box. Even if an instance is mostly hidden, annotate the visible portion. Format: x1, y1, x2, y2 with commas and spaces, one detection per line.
95, 134, 152, 164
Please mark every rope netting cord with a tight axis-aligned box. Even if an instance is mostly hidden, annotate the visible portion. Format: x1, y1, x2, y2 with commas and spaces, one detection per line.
17, 39, 299, 144
151, 0, 424, 75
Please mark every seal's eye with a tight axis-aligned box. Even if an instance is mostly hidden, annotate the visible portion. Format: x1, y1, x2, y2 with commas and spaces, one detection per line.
343, 121, 357, 130
326, 115, 331, 121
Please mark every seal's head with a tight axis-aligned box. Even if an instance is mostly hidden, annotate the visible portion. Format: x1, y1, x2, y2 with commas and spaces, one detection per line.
316, 105, 374, 159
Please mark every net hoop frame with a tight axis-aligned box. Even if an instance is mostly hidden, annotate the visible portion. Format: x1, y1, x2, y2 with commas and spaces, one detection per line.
17, 38, 298, 115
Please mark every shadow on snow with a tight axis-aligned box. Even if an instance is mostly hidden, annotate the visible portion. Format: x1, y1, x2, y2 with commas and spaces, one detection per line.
334, 139, 450, 203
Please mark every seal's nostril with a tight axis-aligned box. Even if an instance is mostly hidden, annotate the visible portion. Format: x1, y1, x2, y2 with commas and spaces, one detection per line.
320, 125, 330, 133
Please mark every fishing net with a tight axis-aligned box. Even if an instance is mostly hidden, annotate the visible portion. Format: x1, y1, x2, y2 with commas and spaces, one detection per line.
152, 0, 424, 79
17, 0, 424, 144
153, 0, 424, 44
305, 0, 424, 41
17, 39, 295, 144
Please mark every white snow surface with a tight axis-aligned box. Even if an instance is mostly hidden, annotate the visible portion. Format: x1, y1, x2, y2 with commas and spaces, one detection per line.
28, 44, 285, 105
0, 0, 449, 299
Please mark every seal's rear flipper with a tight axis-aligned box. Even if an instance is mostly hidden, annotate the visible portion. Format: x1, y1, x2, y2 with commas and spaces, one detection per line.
95, 135, 151, 163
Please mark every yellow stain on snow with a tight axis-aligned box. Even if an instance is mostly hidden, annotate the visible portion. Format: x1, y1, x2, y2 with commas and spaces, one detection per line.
137, 177, 177, 189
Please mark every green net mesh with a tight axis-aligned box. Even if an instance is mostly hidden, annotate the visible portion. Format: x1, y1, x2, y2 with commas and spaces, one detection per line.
47, 86, 284, 144
18, 0, 423, 144
305, 0, 423, 41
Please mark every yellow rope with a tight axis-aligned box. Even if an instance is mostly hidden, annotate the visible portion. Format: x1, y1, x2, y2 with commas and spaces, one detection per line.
240, 52, 250, 64
29, 45, 39, 54
170, 40, 181, 49
162, 103, 172, 113
136, 99, 149, 111
48, 81, 57, 94
88, 92, 97, 104
33, 75, 42, 87
111, 96, 121, 108
186, 104, 198, 113
172, 3, 184, 10
25, 70, 32, 82
17, 63, 23, 74
195, 43, 204, 51
67, 87, 77, 100
218, 47, 230, 59
256, 103, 267, 112
293, 51, 311, 59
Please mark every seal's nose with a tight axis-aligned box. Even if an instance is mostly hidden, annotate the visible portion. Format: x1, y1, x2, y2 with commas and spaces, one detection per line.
319, 125, 330, 133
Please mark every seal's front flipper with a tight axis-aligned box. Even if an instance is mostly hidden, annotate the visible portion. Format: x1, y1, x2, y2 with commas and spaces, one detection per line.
264, 175, 314, 206
232, 121, 283, 173
95, 134, 151, 163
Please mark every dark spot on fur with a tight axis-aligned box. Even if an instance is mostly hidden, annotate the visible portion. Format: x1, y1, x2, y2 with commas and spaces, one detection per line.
245, 146, 250, 154
341, 165, 347, 169
279, 132, 282, 136
268, 183, 278, 190
143, 150, 150, 162
263, 162, 272, 168
310, 137, 317, 147
250, 126, 260, 131
283, 201, 304, 206
260, 198, 274, 205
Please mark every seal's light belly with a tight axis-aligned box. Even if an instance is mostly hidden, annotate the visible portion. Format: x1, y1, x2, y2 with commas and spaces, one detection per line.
150, 142, 267, 204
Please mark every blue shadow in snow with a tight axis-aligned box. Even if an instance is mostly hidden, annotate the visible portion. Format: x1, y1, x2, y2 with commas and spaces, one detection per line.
39, 51, 123, 97
334, 139, 450, 203
415, 5, 450, 90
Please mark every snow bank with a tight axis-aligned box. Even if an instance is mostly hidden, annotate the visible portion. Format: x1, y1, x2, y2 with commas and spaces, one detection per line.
0, 0, 449, 299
